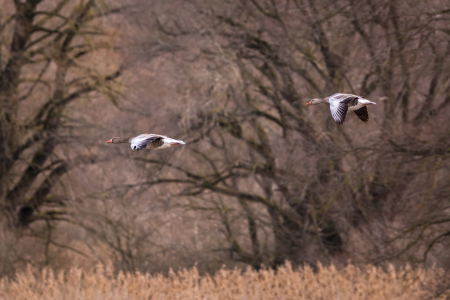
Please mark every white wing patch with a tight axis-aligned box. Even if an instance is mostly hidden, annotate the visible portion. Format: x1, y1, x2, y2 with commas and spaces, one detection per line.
130, 135, 161, 150
329, 100, 349, 125
329, 94, 357, 125
129, 134, 185, 150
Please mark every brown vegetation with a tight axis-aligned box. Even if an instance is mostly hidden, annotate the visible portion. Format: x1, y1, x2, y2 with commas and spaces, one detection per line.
1, 262, 448, 300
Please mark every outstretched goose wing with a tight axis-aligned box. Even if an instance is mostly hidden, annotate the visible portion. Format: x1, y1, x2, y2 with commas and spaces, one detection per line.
354, 106, 369, 122
130, 135, 164, 150
329, 94, 359, 125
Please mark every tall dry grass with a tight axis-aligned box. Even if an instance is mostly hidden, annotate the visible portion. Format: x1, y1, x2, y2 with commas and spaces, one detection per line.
0, 262, 447, 300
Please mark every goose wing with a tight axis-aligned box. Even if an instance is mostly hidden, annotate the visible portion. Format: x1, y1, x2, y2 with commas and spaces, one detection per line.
329, 94, 359, 125
354, 106, 369, 122
130, 134, 165, 150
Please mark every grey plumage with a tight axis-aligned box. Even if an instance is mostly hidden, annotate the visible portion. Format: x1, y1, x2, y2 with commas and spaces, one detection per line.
132, 136, 164, 150
306, 93, 376, 125
107, 134, 185, 151
328, 94, 359, 125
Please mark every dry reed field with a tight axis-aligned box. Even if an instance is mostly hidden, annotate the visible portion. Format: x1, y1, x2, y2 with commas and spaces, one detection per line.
0, 263, 447, 300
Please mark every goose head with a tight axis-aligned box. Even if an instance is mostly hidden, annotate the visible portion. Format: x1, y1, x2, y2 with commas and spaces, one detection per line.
106, 137, 130, 144
306, 98, 323, 105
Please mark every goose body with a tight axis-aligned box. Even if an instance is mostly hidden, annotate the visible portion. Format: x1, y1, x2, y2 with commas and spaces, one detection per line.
106, 134, 185, 150
306, 93, 376, 125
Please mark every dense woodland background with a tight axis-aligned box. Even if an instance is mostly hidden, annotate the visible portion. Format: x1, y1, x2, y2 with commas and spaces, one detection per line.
1, 0, 450, 277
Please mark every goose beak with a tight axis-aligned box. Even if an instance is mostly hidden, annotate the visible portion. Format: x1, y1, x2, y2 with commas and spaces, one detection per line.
106, 139, 113, 143
306, 101, 312, 106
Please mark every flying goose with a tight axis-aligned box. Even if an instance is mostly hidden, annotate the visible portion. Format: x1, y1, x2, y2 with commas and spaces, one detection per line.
306, 93, 376, 125
106, 134, 185, 150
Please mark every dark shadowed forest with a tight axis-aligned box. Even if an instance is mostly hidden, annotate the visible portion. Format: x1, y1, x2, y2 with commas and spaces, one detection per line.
1, 0, 450, 279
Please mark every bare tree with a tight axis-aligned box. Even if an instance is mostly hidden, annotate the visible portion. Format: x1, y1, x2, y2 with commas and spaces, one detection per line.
0, 0, 122, 229
118, 0, 450, 269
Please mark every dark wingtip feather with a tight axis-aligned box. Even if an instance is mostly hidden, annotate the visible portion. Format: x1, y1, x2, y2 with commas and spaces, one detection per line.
354, 106, 369, 123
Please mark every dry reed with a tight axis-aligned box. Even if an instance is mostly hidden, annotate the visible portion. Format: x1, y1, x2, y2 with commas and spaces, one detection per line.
0, 262, 447, 300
